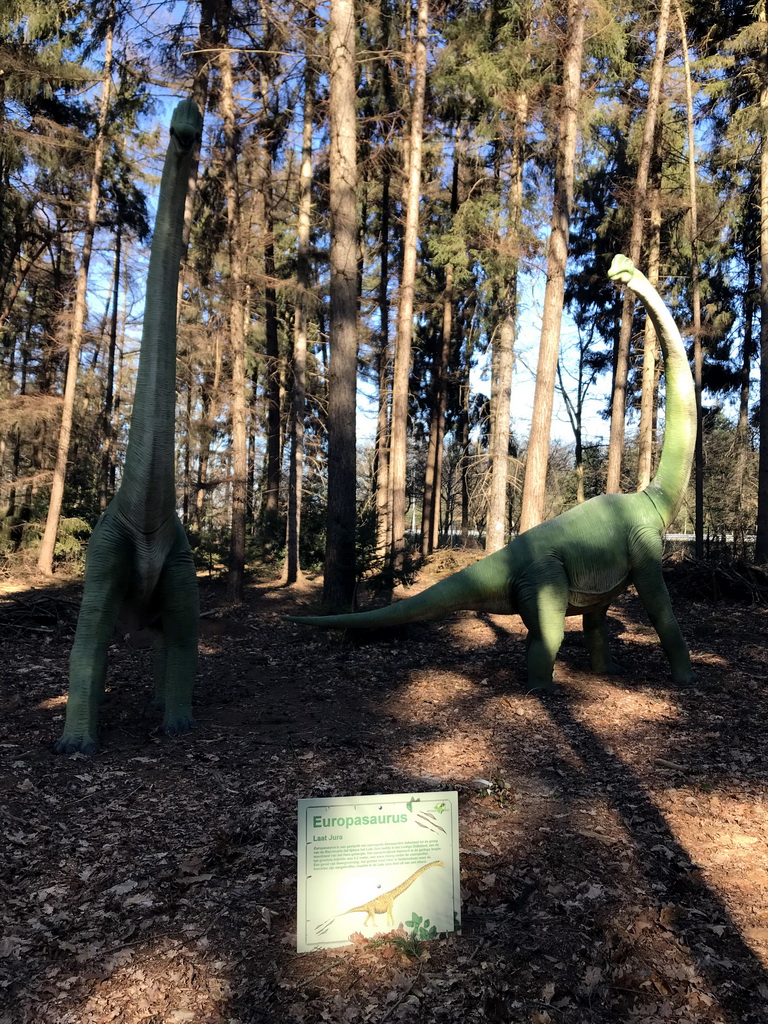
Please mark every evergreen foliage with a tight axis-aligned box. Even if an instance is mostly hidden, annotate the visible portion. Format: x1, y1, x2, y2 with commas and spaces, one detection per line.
0, 0, 764, 576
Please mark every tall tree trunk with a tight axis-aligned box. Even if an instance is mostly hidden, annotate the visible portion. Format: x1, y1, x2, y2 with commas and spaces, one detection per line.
487, 92, 527, 550
390, 0, 429, 571
99, 224, 121, 510
518, 0, 586, 533
486, 314, 515, 551
323, 0, 359, 606
374, 160, 392, 561
606, 0, 670, 494
676, 2, 704, 554
734, 260, 756, 558
286, 28, 314, 584
422, 139, 459, 559
37, 11, 114, 573
430, 262, 453, 551
217, 13, 249, 603
421, 327, 441, 559
261, 156, 282, 555
755, 15, 768, 562
195, 332, 222, 530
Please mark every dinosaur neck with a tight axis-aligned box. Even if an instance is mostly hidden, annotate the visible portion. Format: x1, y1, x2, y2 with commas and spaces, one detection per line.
393, 861, 441, 896
117, 135, 195, 529
627, 270, 696, 528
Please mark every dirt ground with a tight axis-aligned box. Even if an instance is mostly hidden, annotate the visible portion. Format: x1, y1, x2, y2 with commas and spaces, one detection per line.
1, 555, 767, 1024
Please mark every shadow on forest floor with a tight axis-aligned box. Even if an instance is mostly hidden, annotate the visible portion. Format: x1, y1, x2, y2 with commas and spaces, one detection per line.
1, 564, 767, 1023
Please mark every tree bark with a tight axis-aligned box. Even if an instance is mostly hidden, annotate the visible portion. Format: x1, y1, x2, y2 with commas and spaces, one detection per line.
486, 314, 515, 550
374, 161, 392, 562
99, 224, 121, 510
195, 331, 222, 532
260, 144, 282, 555
734, 259, 756, 558
755, 16, 768, 562
389, 0, 429, 571
430, 263, 453, 551
37, 11, 114, 573
286, 25, 314, 584
676, 2, 704, 553
323, 0, 359, 606
487, 91, 527, 550
518, 1, 585, 533
217, 14, 249, 603
422, 134, 459, 558
605, 0, 670, 494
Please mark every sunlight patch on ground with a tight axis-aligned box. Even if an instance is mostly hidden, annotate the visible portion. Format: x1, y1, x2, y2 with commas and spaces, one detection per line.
1, 582, 32, 596
381, 670, 477, 713
69, 938, 232, 1023
590, 687, 681, 725
394, 729, 498, 780
653, 789, 768, 969
35, 694, 67, 709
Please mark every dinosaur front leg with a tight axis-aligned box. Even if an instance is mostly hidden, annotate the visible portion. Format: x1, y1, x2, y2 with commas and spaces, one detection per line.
518, 568, 568, 690
633, 566, 691, 684
153, 526, 199, 734
630, 530, 691, 684
582, 607, 625, 675
56, 515, 131, 754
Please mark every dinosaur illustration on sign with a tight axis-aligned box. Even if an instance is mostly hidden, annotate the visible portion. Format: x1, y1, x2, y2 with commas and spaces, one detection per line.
315, 860, 444, 934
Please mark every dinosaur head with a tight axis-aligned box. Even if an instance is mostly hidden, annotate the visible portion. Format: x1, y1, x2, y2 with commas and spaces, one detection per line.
608, 253, 635, 285
170, 98, 203, 152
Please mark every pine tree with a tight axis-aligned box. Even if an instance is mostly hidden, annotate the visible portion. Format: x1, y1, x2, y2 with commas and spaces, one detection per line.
323, 0, 359, 606
519, 0, 587, 533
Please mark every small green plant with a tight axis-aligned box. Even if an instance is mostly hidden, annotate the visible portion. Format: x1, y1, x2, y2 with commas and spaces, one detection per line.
363, 912, 440, 960
478, 772, 515, 809
366, 929, 425, 960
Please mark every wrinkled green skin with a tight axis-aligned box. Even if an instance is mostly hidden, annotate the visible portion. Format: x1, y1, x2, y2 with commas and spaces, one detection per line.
55, 100, 203, 755
289, 256, 697, 690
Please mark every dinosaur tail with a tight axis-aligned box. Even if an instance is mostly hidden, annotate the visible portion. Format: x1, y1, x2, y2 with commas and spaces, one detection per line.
287, 548, 515, 629
609, 255, 696, 527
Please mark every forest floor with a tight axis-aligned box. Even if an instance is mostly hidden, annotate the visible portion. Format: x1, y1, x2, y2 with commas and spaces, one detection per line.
1, 553, 768, 1024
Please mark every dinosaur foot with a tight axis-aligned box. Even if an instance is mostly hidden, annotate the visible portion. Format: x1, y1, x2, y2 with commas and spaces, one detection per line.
54, 733, 100, 756
525, 681, 557, 694
591, 661, 626, 677
162, 712, 196, 736
672, 670, 697, 686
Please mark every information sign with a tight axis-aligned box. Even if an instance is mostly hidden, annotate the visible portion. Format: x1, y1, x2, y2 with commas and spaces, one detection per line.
297, 791, 461, 953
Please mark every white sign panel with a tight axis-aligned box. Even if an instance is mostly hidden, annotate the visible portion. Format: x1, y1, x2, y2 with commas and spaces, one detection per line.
297, 791, 461, 953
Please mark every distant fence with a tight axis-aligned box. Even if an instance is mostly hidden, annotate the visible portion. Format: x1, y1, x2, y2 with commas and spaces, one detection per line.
664, 534, 755, 561
405, 529, 756, 561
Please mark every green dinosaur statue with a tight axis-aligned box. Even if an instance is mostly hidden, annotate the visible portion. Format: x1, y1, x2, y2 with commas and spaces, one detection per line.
288, 255, 696, 689
55, 99, 203, 755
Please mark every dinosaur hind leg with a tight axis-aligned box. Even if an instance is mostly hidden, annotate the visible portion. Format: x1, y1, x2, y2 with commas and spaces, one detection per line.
153, 523, 199, 735
519, 568, 568, 690
56, 514, 131, 755
582, 606, 625, 675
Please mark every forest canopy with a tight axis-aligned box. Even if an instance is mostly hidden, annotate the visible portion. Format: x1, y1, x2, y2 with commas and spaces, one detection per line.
1, 0, 766, 601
